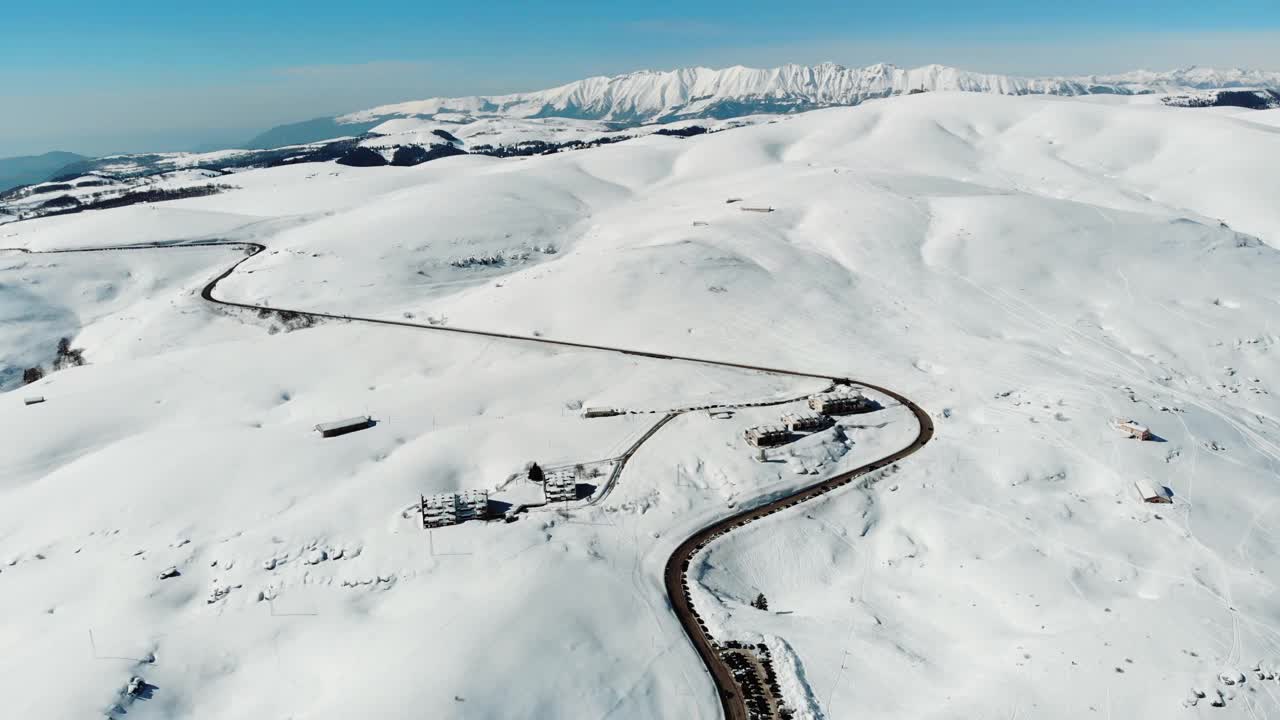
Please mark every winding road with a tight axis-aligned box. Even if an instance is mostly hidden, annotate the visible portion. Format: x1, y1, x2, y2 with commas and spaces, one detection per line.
5, 238, 934, 720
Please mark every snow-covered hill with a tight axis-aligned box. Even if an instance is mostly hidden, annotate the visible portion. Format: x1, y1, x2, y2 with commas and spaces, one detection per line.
4, 91, 1280, 719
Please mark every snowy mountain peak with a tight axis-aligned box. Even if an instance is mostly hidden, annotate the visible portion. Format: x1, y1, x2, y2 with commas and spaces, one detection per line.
337, 62, 1280, 128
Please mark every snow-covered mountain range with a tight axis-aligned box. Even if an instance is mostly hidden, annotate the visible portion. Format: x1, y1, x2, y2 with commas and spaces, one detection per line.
5, 62, 1279, 202
339, 62, 1280, 126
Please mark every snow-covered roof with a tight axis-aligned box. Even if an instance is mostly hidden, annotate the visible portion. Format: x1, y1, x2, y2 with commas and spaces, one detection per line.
314, 416, 372, 432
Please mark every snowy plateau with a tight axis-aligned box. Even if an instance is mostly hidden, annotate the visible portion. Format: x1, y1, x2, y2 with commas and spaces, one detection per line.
2, 88, 1280, 720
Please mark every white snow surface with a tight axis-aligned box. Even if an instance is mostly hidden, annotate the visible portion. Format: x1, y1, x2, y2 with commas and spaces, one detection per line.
3, 91, 1280, 719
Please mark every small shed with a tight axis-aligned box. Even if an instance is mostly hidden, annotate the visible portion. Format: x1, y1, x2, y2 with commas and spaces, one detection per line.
1134, 479, 1171, 504
1114, 419, 1153, 441
744, 425, 791, 448
24, 396, 46, 406
781, 412, 831, 433
315, 416, 374, 438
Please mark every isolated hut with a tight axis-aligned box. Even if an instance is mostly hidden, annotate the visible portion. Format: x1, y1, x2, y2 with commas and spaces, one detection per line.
314, 416, 374, 438
1114, 419, 1153, 441
1134, 479, 1171, 504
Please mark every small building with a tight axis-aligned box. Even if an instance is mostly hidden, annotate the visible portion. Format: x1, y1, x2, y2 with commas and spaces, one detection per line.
422, 490, 490, 528
1114, 419, 1153, 441
456, 490, 490, 521
808, 391, 874, 415
544, 470, 578, 503
314, 416, 374, 438
23, 396, 45, 406
780, 412, 831, 433
422, 493, 458, 528
1134, 479, 1171, 504
582, 407, 621, 419
744, 425, 791, 448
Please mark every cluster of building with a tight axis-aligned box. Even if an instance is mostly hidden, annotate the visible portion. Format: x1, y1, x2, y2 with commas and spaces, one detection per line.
420, 490, 490, 529
1110, 418, 1173, 504
743, 390, 875, 448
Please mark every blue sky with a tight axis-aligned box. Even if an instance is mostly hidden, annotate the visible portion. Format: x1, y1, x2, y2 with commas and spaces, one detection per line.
2, 0, 1277, 156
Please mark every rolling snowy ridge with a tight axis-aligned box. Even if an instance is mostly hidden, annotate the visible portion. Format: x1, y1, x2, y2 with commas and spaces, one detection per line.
4, 91, 1280, 719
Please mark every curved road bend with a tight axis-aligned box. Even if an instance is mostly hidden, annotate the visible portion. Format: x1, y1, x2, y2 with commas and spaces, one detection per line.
4, 240, 935, 720
664, 385, 933, 720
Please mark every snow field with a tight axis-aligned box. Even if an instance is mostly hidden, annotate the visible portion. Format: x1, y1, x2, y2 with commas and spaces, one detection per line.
3, 91, 1280, 718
